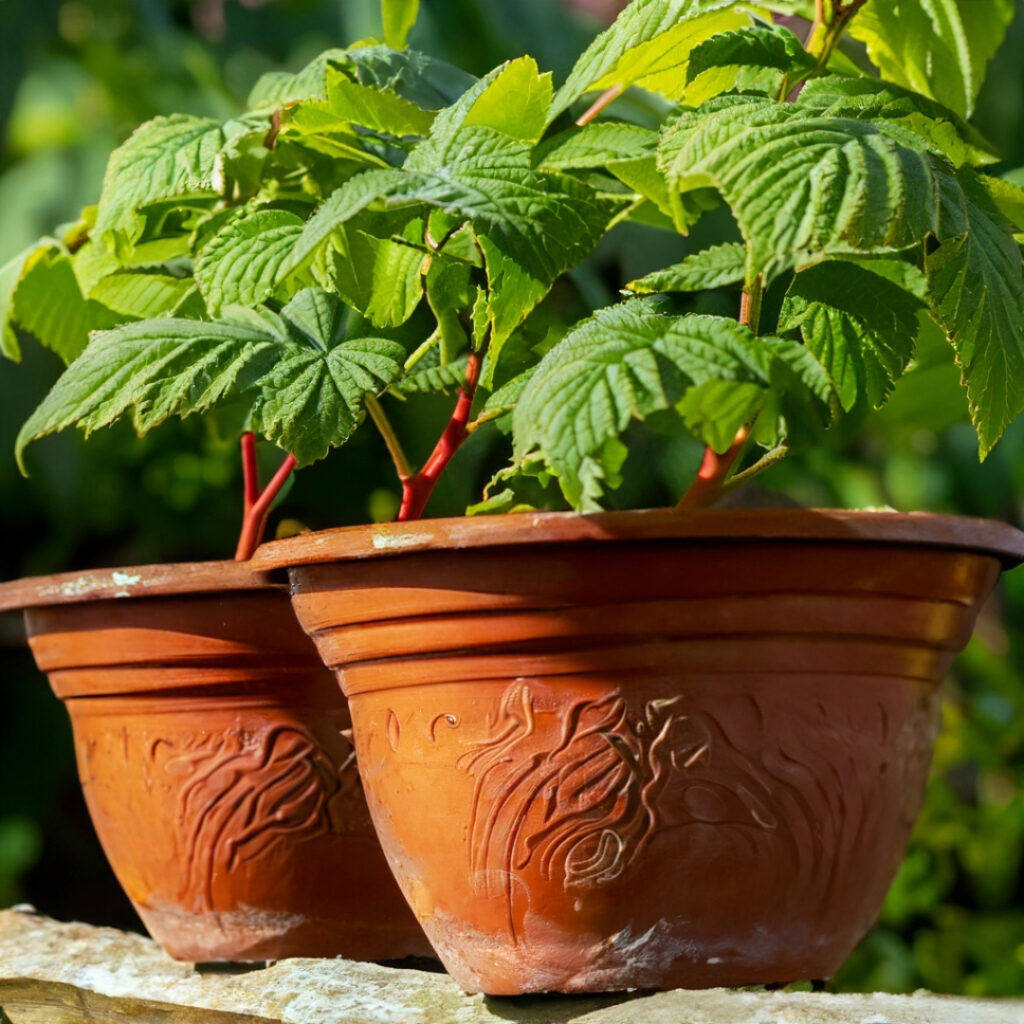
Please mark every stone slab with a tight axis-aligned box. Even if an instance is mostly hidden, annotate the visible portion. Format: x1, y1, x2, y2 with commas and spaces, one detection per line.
1, 909, 1022, 1024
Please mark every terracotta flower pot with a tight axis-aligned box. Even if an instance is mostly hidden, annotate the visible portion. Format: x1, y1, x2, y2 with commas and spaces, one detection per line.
0, 561, 431, 962
252, 508, 1024, 994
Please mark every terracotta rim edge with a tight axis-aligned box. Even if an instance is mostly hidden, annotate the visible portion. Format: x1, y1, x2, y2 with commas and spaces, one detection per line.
0, 560, 285, 614
250, 507, 1024, 572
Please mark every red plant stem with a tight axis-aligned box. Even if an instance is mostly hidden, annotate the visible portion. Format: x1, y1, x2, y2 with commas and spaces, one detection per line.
576, 84, 624, 126
234, 434, 297, 561
241, 431, 260, 511
397, 350, 483, 521
677, 426, 751, 511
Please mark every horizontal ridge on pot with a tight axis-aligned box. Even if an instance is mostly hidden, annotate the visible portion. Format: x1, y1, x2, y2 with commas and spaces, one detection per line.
256, 509, 1024, 994
0, 562, 432, 963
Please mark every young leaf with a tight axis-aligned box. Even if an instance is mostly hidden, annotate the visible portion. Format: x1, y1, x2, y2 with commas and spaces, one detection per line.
778, 261, 923, 412
328, 219, 426, 328
248, 49, 351, 107
552, 0, 756, 117
93, 115, 224, 250
382, 0, 419, 49
512, 301, 832, 509
322, 71, 435, 136
686, 23, 815, 84
926, 169, 1024, 456
535, 123, 657, 171
626, 242, 746, 293
195, 210, 305, 313
658, 94, 944, 283
462, 58, 553, 144
848, 0, 1015, 118
392, 354, 469, 395
17, 289, 405, 469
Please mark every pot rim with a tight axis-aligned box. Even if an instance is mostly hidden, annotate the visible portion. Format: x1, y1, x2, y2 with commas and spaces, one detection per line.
0, 559, 283, 614
250, 507, 1024, 572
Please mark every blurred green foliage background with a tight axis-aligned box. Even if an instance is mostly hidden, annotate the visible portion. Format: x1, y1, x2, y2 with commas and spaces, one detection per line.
1, 0, 1023, 996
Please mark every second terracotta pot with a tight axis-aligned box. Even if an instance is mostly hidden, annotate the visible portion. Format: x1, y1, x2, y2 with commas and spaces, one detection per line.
254, 508, 1024, 994
0, 561, 431, 962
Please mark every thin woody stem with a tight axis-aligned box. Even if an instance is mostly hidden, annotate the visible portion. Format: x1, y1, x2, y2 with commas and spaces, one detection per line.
234, 435, 296, 561
576, 84, 624, 126
397, 349, 483, 521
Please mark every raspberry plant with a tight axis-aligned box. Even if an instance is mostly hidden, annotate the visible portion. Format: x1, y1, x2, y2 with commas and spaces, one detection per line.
3, 0, 1022, 554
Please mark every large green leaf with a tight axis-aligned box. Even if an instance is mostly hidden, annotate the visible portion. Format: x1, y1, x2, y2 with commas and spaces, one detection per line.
626, 242, 746, 293
551, 0, 758, 117
512, 301, 833, 509
779, 260, 923, 411
87, 272, 197, 320
93, 115, 224, 251
848, 0, 1015, 118
17, 289, 405, 469
195, 209, 305, 313
658, 94, 944, 283
795, 76, 998, 167
11, 248, 121, 364
1, 242, 53, 360
926, 169, 1024, 456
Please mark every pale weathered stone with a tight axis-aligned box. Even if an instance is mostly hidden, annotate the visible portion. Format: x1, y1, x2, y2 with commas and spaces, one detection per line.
1, 909, 1023, 1024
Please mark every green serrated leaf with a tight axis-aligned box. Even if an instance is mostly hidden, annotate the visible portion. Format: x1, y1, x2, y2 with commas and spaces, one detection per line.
658, 94, 945, 282
382, 0, 419, 49
196, 209, 305, 313
796, 76, 998, 167
535, 122, 657, 171
392, 353, 468, 395
513, 301, 832, 509
1, 242, 54, 361
779, 260, 923, 411
686, 22, 815, 85
980, 175, 1024, 233
848, 0, 1015, 118
88, 272, 197, 320
926, 169, 1024, 456
627, 242, 745, 293
13, 248, 121, 364
17, 288, 406, 470
462, 57, 552, 145
323, 69, 436, 136
552, 0, 756, 117
93, 115, 223, 250
248, 49, 351, 108
329, 219, 426, 328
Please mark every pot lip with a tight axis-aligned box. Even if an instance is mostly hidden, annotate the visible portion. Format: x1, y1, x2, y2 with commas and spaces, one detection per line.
0, 559, 284, 614
250, 506, 1024, 572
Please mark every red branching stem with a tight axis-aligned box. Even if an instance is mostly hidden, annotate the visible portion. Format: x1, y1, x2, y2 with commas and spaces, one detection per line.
234, 434, 297, 561
576, 84, 624, 126
677, 427, 751, 511
241, 431, 260, 511
397, 350, 483, 521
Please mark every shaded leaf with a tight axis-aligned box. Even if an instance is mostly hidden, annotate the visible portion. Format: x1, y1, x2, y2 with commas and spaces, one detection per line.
779, 260, 923, 411
627, 242, 746, 293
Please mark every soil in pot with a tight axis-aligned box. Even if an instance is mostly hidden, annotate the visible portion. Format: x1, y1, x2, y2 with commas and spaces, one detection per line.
253, 507, 1024, 994
0, 561, 432, 963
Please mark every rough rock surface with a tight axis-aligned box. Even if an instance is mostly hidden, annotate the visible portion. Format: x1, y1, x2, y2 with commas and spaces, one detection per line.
1, 909, 1022, 1024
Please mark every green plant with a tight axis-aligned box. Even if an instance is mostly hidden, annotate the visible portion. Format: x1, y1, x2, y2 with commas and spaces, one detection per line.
3, 0, 1023, 557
